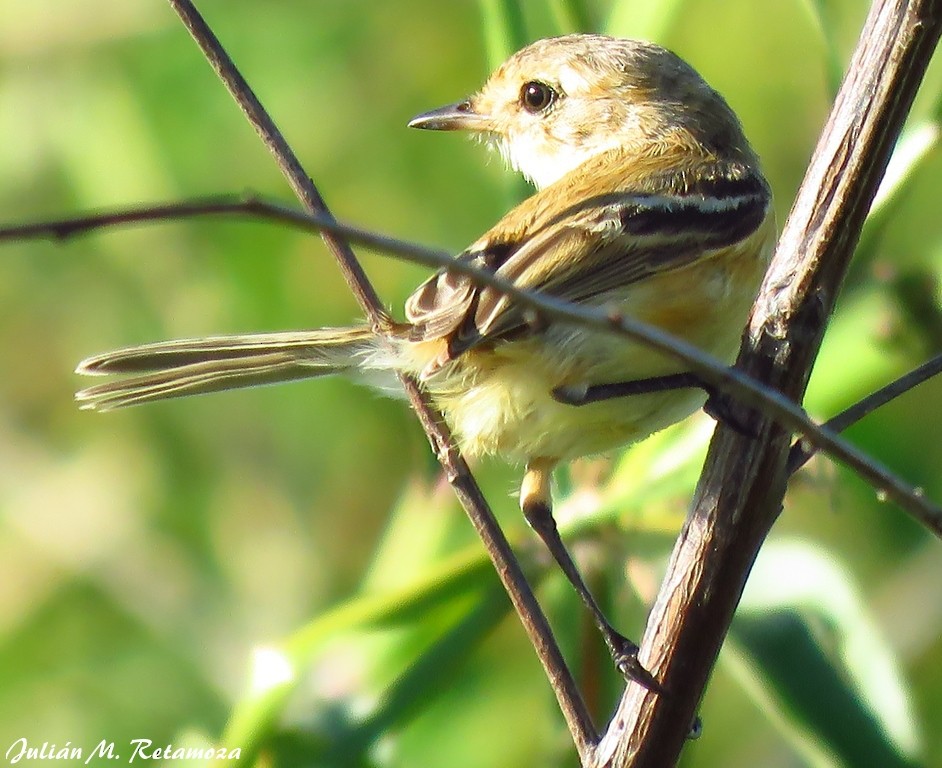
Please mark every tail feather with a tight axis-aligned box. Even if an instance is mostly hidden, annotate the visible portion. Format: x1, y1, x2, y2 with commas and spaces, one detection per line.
76, 326, 376, 411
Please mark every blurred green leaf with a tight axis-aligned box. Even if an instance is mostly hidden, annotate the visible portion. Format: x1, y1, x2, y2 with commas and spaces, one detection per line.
338, 588, 510, 764
220, 540, 498, 765
798, 0, 847, 97
728, 541, 921, 768
477, 0, 528, 71
604, 0, 689, 42
548, 0, 596, 34
854, 121, 941, 272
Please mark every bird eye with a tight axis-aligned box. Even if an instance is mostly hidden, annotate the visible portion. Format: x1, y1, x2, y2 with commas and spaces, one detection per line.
519, 81, 556, 114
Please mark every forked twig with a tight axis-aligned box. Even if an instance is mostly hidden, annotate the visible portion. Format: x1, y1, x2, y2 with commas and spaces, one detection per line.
788, 352, 942, 474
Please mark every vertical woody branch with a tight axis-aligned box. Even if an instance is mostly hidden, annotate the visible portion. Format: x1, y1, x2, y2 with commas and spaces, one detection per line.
164, 0, 598, 759
596, 0, 942, 766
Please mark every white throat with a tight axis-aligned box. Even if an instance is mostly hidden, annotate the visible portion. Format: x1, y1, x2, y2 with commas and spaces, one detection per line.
496, 132, 623, 190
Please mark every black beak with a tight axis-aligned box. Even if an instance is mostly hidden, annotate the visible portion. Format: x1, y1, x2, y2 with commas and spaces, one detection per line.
408, 100, 489, 131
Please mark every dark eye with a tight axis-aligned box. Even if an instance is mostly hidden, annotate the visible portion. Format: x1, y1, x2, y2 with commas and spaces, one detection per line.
519, 81, 556, 114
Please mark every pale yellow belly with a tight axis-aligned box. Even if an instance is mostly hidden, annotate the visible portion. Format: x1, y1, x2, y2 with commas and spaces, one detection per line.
435, 362, 708, 463
403, 228, 773, 465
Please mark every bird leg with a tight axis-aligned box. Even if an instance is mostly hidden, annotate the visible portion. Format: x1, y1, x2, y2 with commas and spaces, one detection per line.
552, 372, 758, 437
520, 459, 665, 694
551, 372, 704, 405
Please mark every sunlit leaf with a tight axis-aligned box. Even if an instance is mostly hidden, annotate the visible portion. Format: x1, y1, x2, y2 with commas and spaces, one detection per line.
727, 541, 921, 768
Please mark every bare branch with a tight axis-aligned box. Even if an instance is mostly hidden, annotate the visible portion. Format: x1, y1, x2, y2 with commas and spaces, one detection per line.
788, 352, 942, 474
5, 195, 939, 534
164, 0, 597, 756
597, 1, 942, 766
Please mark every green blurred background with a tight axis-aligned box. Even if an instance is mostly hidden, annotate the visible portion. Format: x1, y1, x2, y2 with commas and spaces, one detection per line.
1, 1, 941, 766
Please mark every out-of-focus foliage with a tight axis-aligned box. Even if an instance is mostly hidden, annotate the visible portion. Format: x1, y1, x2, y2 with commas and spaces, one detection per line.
1, 1, 940, 766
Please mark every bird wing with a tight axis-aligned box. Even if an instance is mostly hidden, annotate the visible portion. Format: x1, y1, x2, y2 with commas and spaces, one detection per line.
405, 151, 770, 362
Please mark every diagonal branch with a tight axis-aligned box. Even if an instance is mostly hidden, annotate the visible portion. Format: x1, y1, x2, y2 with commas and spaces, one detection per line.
788, 352, 942, 474
596, 1, 942, 766
5, 195, 939, 534
164, 0, 597, 757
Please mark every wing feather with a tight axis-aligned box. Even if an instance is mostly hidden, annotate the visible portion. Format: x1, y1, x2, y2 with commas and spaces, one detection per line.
405, 148, 770, 363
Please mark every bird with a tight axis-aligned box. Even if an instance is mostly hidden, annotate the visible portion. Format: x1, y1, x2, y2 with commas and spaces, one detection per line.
76, 34, 775, 691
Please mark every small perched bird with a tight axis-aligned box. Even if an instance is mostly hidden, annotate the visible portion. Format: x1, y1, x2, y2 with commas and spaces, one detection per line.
77, 35, 774, 690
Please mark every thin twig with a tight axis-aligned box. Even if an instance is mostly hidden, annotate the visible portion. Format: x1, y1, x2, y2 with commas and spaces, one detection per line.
597, 1, 942, 766
6, 195, 939, 535
788, 352, 942, 474
164, 0, 597, 757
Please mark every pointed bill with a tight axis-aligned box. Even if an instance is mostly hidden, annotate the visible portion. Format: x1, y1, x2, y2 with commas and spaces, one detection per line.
408, 100, 490, 131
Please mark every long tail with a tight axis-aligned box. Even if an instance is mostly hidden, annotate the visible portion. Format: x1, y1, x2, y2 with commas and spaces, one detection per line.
75, 326, 377, 411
